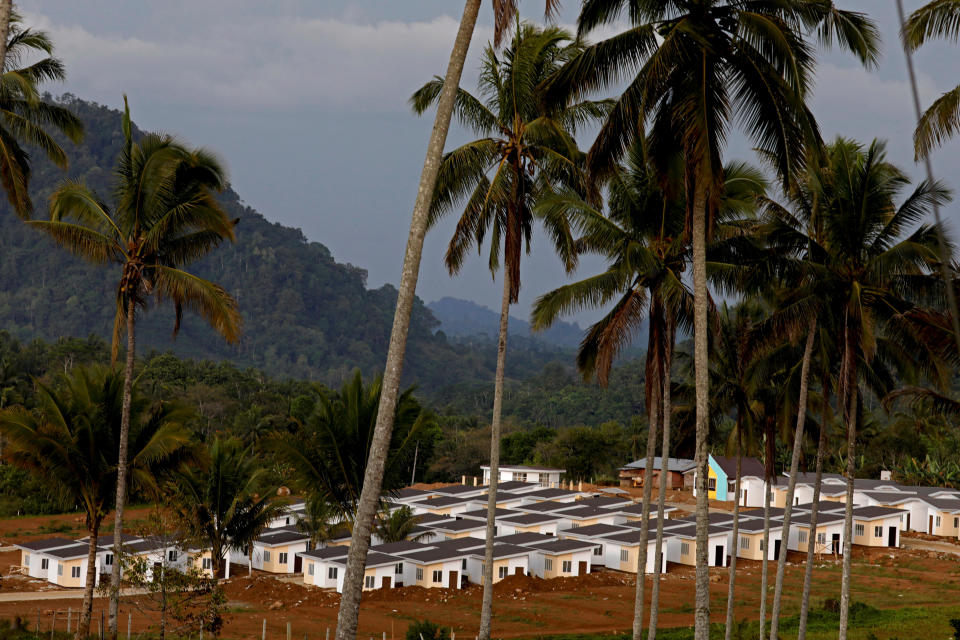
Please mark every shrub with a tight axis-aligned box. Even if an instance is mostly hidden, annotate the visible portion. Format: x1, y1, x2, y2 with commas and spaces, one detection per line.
404, 620, 451, 640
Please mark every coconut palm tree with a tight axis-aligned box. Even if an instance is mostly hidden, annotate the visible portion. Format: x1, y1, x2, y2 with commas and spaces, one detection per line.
29, 97, 240, 636
270, 372, 434, 520
333, 4, 562, 638
904, 1, 960, 157
375, 505, 432, 544
547, 5, 879, 636
169, 436, 286, 580
413, 23, 603, 640
765, 137, 951, 638
0, 11, 83, 216
0, 365, 191, 640
533, 145, 765, 638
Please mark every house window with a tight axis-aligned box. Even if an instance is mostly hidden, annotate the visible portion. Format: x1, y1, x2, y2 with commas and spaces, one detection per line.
498, 566, 508, 579
57, 564, 63, 576
740, 536, 750, 550
286, 518, 291, 526
167, 550, 178, 563
308, 563, 315, 576
515, 473, 527, 482
955, 517, 959, 529
365, 576, 375, 589
105, 553, 113, 566
619, 550, 628, 563
545, 558, 554, 571
593, 546, 602, 556
816, 533, 826, 545
936, 516, 942, 527
798, 531, 808, 544
873, 526, 882, 537
432, 570, 442, 583
395, 563, 403, 574
263, 550, 271, 562
71, 566, 81, 579
561, 560, 572, 573
461, 559, 467, 570
571, 522, 581, 528
416, 568, 424, 581
681, 543, 690, 556
278, 552, 288, 564
40, 558, 48, 570
24, 553, 30, 566
855, 524, 865, 537
329, 567, 338, 580
202, 558, 212, 570
708, 478, 716, 491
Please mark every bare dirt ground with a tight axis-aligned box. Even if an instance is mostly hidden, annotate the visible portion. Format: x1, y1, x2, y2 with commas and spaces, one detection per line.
1, 545, 957, 639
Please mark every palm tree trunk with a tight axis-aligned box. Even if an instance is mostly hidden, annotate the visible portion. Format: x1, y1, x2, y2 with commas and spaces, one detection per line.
769, 318, 816, 639
0, 0, 12, 70
109, 298, 136, 639
838, 319, 858, 640
648, 314, 674, 640
723, 417, 743, 640
632, 309, 662, 640
333, 3, 481, 639
691, 180, 711, 640
758, 475, 771, 640
797, 381, 828, 640
77, 520, 100, 640
478, 270, 511, 640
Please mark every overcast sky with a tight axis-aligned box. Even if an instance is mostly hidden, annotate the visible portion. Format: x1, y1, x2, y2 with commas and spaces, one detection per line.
20, 0, 960, 325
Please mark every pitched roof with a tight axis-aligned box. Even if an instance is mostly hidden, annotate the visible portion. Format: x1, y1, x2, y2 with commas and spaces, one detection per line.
46, 543, 96, 560
257, 530, 311, 546
330, 552, 400, 568
710, 455, 765, 478
737, 518, 783, 533
467, 543, 532, 559
370, 541, 433, 555
791, 512, 846, 526
401, 546, 470, 563
499, 513, 560, 525
458, 508, 520, 520
621, 456, 697, 473
521, 488, 581, 500
851, 506, 907, 520
519, 500, 575, 513
577, 495, 635, 508
558, 523, 631, 538
529, 539, 599, 554
426, 538, 487, 552
554, 505, 615, 519
430, 519, 487, 532
298, 546, 350, 560
481, 465, 565, 473
496, 481, 542, 493
412, 495, 475, 508
494, 532, 555, 546
433, 484, 486, 497
15, 537, 77, 552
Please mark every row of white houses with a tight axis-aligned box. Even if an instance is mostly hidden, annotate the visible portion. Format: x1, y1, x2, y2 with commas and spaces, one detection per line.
14, 533, 227, 588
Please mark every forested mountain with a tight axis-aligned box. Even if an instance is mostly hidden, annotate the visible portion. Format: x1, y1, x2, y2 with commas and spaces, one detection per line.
429, 296, 586, 347
0, 95, 518, 388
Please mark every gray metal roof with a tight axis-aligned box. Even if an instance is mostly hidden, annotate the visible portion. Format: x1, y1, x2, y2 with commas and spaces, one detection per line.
298, 546, 350, 560
851, 506, 907, 520
558, 523, 631, 538
621, 456, 696, 473
493, 532, 555, 546
529, 539, 599, 554
15, 537, 77, 552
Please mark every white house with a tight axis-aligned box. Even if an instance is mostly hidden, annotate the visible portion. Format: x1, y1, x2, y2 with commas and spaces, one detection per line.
496, 513, 562, 536
557, 523, 632, 568
850, 506, 905, 548
15, 538, 78, 581
665, 524, 731, 567
247, 529, 312, 574
328, 551, 403, 591
45, 543, 104, 588
597, 529, 668, 574
732, 518, 784, 561
787, 512, 845, 555
397, 546, 468, 589
481, 465, 565, 487
526, 539, 596, 578
464, 544, 530, 584
299, 546, 349, 589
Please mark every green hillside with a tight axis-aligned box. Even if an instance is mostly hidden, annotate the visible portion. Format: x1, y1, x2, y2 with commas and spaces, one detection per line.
0, 95, 494, 388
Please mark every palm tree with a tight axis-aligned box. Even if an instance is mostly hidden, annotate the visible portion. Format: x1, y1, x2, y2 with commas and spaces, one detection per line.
169, 436, 286, 580
0, 365, 191, 640
296, 495, 342, 549
413, 24, 601, 640
548, 5, 879, 637
765, 137, 950, 638
332, 4, 560, 639
29, 97, 240, 637
904, 1, 960, 157
533, 146, 765, 638
0, 11, 83, 216
375, 505, 432, 544
270, 372, 434, 521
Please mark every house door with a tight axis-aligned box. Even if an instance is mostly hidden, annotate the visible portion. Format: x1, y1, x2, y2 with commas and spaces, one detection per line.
381, 576, 391, 589
294, 556, 302, 573
714, 545, 724, 567
888, 526, 897, 547
448, 571, 458, 588
831, 534, 840, 555
930, 515, 934, 534
774, 539, 781, 560
578, 561, 588, 575
906, 514, 911, 530
743, 490, 747, 506
515, 566, 523, 575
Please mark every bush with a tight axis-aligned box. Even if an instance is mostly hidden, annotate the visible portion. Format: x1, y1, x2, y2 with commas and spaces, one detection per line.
404, 620, 450, 640
821, 597, 840, 613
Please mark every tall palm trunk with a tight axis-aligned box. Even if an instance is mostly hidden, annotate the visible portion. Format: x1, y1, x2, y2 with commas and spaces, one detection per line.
769, 318, 817, 638
723, 417, 743, 640
758, 416, 775, 640
77, 520, 100, 640
478, 270, 511, 640
838, 318, 858, 640
691, 181, 711, 640
0, 1, 11, 71
648, 315, 674, 640
334, 3, 481, 638
797, 379, 828, 640
631, 309, 662, 640
109, 298, 137, 638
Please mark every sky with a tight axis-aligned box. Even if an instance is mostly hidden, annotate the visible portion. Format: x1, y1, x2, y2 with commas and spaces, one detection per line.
19, 0, 960, 326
